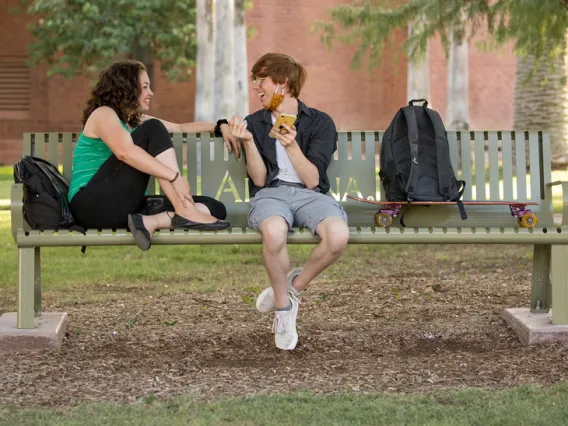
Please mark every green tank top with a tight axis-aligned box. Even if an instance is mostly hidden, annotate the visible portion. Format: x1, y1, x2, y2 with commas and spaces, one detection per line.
68, 121, 133, 201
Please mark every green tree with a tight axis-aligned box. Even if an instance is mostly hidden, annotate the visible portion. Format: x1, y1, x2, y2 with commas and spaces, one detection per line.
18, 0, 197, 82
316, 0, 567, 73
315, 0, 568, 166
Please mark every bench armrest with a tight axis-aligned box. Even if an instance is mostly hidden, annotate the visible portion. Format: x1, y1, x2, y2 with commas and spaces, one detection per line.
11, 183, 25, 242
546, 181, 568, 227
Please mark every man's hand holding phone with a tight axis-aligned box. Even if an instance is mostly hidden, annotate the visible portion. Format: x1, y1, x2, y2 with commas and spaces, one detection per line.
270, 113, 296, 138
271, 123, 297, 148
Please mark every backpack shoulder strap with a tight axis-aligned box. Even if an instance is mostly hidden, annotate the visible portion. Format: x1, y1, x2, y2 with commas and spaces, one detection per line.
380, 110, 400, 165
423, 108, 454, 201
402, 106, 419, 201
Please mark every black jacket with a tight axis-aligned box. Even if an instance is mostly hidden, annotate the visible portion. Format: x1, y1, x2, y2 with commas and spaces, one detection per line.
245, 99, 337, 197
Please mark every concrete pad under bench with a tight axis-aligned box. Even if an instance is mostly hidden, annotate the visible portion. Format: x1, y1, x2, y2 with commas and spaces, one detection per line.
503, 308, 568, 345
0, 312, 68, 353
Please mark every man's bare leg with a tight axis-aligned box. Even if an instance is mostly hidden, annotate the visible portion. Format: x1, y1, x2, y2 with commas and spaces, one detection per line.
293, 217, 349, 292
259, 216, 291, 309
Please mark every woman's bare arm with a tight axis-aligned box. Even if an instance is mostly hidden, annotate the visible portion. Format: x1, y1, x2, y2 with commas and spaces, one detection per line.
87, 107, 178, 181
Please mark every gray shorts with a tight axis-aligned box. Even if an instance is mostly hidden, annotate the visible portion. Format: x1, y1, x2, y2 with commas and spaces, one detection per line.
248, 185, 348, 236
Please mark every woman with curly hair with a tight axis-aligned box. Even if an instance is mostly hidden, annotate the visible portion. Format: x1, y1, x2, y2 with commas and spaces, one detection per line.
68, 59, 235, 250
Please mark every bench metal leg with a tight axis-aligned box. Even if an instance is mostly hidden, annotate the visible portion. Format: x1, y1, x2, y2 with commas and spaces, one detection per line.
34, 246, 42, 316
531, 244, 551, 313
551, 245, 568, 325
17, 247, 40, 329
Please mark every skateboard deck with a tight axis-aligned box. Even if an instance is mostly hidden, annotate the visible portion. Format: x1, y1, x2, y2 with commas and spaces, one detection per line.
346, 195, 539, 228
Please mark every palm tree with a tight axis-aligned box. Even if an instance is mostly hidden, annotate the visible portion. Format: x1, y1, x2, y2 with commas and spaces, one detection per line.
514, 39, 568, 168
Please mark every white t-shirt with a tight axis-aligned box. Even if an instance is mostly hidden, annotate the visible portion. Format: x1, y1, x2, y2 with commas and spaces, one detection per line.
272, 114, 303, 184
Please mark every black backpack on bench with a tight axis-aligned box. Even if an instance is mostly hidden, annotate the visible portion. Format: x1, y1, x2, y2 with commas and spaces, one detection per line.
13, 156, 83, 231
378, 99, 467, 222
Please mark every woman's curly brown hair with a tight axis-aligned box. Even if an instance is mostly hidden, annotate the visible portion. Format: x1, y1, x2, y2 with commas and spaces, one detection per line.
82, 60, 147, 127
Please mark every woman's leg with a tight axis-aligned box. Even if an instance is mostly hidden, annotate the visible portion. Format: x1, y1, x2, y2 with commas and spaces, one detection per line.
129, 120, 224, 233
70, 154, 151, 229
71, 119, 224, 229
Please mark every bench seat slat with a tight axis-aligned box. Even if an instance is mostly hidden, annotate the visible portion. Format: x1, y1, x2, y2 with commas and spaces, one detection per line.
351, 132, 362, 161
474, 131, 486, 200
460, 132, 472, 199
62, 133, 74, 182
529, 131, 541, 201
35, 133, 46, 159
338, 132, 348, 161
187, 133, 198, 192
502, 132, 514, 200
48, 133, 59, 165
448, 132, 459, 176
515, 131, 528, 200
14, 226, 568, 247
488, 132, 500, 200
23, 133, 32, 157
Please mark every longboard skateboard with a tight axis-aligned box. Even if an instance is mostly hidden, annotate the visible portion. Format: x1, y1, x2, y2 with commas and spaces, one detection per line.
346, 195, 539, 228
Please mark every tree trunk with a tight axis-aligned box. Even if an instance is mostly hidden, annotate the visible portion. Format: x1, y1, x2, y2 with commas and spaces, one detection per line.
132, 43, 154, 86
195, 0, 216, 122
234, 0, 249, 117
214, 0, 235, 121
446, 13, 469, 131
514, 35, 568, 169
406, 21, 430, 103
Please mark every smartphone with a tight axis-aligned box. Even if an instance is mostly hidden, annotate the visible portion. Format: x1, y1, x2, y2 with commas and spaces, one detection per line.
273, 114, 297, 134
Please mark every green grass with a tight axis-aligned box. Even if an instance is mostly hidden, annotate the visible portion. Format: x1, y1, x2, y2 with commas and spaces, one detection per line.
0, 166, 12, 205
2, 384, 568, 426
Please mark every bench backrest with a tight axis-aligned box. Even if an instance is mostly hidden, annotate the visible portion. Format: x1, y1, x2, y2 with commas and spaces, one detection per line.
22, 130, 552, 228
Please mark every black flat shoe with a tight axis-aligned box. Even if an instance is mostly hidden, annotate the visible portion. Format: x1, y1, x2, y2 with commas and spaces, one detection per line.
127, 213, 151, 251
171, 214, 230, 231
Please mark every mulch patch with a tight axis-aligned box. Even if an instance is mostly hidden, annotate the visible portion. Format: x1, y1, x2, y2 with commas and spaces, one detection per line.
1, 245, 567, 407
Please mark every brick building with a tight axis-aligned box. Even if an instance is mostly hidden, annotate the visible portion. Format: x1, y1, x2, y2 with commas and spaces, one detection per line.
0, 0, 515, 165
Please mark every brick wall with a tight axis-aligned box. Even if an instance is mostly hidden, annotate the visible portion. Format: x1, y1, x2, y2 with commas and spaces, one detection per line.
0, 0, 515, 165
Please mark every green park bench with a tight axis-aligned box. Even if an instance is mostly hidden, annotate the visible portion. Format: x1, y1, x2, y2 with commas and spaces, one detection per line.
9, 130, 568, 344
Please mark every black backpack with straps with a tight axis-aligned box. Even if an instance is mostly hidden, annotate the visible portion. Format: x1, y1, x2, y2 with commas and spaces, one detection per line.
13, 156, 84, 232
379, 99, 467, 220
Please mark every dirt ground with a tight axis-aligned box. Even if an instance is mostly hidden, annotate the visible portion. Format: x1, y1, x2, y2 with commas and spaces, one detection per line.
1, 244, 568, 407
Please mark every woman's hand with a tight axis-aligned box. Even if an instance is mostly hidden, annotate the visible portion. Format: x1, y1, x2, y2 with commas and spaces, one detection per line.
228, 116, 254, 144
270, 123, 297, 148
171, 174, 194, 207
220, 123, 242, 159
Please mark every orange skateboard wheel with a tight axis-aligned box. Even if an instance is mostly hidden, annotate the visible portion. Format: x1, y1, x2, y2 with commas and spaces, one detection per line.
375, 212, 393, 227
519, 213, 538, 228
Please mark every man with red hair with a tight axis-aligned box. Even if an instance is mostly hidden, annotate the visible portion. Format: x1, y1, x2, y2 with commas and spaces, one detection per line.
229, 53, 349, 350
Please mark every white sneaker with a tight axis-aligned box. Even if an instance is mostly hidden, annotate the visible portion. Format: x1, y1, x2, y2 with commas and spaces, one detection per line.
256, 268, 302, 313
272, 296, 299, 350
